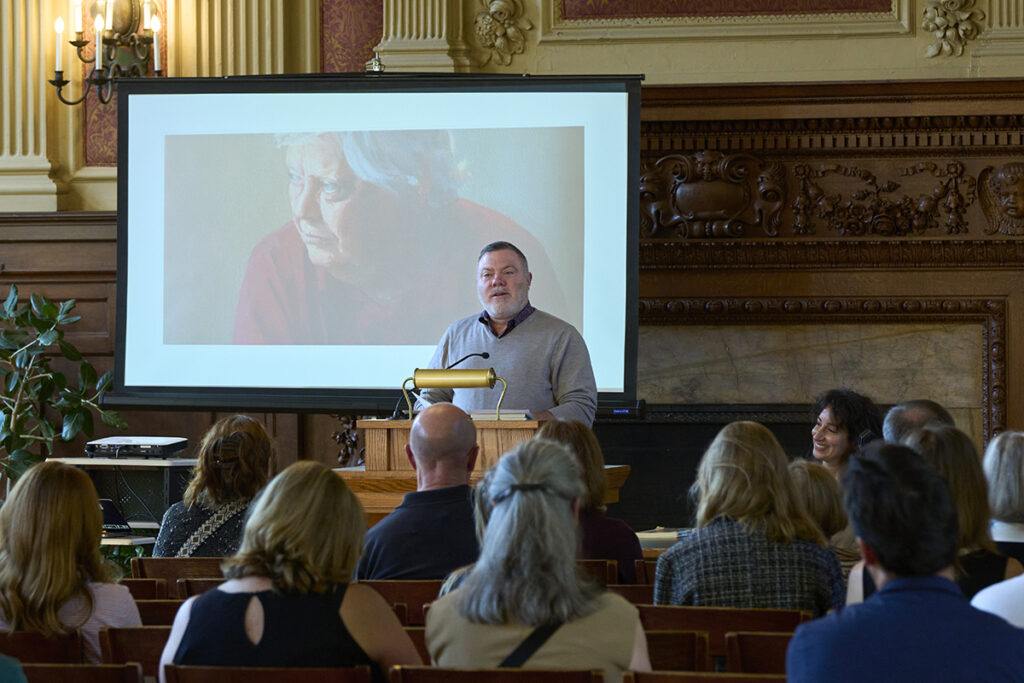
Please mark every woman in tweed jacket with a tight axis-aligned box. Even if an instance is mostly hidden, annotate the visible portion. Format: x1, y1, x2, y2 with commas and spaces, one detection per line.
654, 421, 844, 616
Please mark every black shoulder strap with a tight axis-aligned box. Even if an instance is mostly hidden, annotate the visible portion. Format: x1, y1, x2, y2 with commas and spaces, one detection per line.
499, 622, 563, 668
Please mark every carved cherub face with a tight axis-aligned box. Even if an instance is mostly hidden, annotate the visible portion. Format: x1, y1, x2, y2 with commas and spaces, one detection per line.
993, 167, 1024, 218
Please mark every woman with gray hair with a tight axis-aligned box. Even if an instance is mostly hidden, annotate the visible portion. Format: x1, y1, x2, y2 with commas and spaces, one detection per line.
425, 439, 650, 682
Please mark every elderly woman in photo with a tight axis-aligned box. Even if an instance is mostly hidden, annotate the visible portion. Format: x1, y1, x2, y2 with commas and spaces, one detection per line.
0, 462, 142, 663
426, 439, 650, 683
655, 421, 844, 616
159, 461, 420, 682
154, 414, 275, 558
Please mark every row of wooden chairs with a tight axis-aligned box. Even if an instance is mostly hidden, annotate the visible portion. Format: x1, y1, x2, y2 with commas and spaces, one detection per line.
93, 626, 792, 677
128, 557, 664, 593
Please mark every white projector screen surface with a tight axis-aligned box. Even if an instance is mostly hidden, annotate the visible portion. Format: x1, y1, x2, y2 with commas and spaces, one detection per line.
115, 76, 638, 411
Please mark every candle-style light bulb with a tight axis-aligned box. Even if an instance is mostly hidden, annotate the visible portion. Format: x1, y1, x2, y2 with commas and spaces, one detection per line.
54, 17, 64, 72
94, 14, 104, 69
104, 0, 113, 32
151, 15, 161, 72
143, 0, 151, 30
72, 0, 82, 34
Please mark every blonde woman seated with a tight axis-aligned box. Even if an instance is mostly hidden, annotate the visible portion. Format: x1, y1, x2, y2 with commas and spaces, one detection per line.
654, 421, 844, 616
154, 414, 275, 557
0, 462, 142, 663
848, 424, 1024, 603
536, 418, 643, 583
789, 460, 853, 582
983, 430, 1024, 565
159, 461, 420, 682
426, 439, 650, 683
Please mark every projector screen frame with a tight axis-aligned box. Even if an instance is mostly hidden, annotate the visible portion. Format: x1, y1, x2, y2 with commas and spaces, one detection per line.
108, 72, 641, 415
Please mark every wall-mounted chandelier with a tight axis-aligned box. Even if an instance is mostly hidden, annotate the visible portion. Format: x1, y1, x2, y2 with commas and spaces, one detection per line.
49, 0, 163, 106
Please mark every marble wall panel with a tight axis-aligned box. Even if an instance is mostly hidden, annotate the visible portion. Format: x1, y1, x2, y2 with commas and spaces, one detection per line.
639, 322, 984, 443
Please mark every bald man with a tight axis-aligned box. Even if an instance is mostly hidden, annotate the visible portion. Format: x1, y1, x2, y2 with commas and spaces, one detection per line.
355, 403, 480, 580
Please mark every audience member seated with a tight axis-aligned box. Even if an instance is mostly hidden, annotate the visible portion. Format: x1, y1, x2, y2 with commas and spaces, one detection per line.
154, 415, 275, 558
536, 419, 643, 583
848, 424, 1024, 603
983, 430, 1024, 565
809, 389, 883, 574
356, 403, 479, 580
159, 461, 420, 683
788, 460, 850, 581
654, 421, 844, 616
426, 439, 651, 683
0, 462, 142, 663
787, 442, 1024, 682
881, 398, 955, 443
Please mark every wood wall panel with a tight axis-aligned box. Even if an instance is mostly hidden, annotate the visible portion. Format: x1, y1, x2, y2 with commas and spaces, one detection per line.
640, 79, 1024, 443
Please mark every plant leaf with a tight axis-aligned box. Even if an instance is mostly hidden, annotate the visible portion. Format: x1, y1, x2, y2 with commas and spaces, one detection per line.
37, 329, 59, 346
78, 362, 97, 390
61, 411, 85, 441
3, 449, 42, 480
29, 294, 47, 317
4, 371, 18, 393
2, 286, 16, 317
100, 410, 128, 430
96, 370, 114, 393
58, 340, 83, 361
81, 410, 95, 438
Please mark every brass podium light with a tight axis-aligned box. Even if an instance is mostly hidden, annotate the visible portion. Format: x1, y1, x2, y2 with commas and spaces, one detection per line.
402, 368, 508, 420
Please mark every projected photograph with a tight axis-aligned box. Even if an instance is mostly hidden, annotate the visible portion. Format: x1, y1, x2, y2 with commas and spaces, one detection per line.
162, 127, 584, 347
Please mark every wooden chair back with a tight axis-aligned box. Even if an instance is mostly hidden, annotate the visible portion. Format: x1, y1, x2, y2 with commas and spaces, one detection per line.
0, 631, 82, 663
403, 626, 429, 664
636, 605, 809, 658
622, 672, 787, 683
577, 559, 618, 585
99, 626, 172, 679
607, 584, 654, 604
176, 578, 226, 597
358, 580, 442, 626
21, 662, 143, 683
724, 632, 793, 674
634, 559, 658, 585
119, 578, 168, 600
134, 599, 186, 626
645, 630, 711, 672
164, 665, 373, 682
388, 666, 604, 682
130, 558, 224, 597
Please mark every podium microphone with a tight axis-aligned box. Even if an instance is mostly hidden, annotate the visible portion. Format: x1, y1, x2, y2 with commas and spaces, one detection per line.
446, 351, 489, 369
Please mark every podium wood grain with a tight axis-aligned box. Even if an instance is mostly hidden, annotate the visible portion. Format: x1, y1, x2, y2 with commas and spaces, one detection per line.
348, 420, 628, 525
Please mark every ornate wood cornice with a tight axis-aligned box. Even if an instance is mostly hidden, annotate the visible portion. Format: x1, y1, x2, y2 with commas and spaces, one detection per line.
639, 239, 1024, 269
639, 296, 1006, 441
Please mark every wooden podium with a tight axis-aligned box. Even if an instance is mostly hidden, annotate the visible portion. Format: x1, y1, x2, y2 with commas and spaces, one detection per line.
340, 419, 630, 525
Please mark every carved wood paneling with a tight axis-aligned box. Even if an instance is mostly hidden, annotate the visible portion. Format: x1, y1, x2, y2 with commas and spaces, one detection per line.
639, 239, 1024, 270
639, 296, 1006, 442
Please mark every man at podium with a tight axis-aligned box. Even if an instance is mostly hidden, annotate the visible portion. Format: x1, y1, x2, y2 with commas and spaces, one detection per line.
418, 241, 597, 426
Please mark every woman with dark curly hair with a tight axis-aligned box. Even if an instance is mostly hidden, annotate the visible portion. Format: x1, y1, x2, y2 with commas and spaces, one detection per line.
810, 388, 883, 479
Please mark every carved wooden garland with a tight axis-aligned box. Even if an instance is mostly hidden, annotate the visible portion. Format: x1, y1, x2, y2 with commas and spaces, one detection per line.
639, 152, 786, 238
638, 296, 1006, 443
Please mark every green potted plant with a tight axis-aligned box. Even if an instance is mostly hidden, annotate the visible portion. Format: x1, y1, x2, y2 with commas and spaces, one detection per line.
0, 285, 127, 479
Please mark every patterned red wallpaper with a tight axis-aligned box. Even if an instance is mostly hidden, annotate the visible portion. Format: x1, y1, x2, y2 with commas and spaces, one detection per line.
561, 0, 892, 19
322, 0, 383, 73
